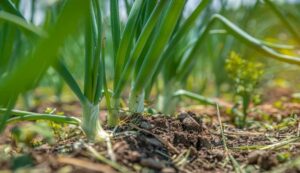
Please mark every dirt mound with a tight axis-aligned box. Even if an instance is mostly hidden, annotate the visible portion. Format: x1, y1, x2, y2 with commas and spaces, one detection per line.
112, 112, 222, 172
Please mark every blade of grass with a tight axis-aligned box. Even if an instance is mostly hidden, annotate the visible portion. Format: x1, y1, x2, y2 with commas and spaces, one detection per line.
210, 29, 299, 50
0, 0, 24, 19
0, 96, 16, 132
6, 114, 81, 125
149, 0, 211, 88
30, 0, 36, 23
129, 0, 186, 112
0, 24, 17, 74
124, 0, 131, 15
173, 89, 219, 106
113, 0, 143, 91
110, 0, 121, 59
131, 0, 186, 95
101, 37, 114, 125
113, 0, 168, 97
83, 2, 96, 101
0, 11, 46, 37
213, 14, 300, 65
91, 0, 103, 104
53, 61, 86, 104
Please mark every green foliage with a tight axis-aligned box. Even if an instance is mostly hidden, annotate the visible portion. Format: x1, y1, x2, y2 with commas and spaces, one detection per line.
9, 108, 79, 147
226, 51, 264, 96
277, 152, 291, 163
11, 154, 34, 171
0, 0, 89, 104
11, 122, 54, 147
2, 108, 81, 126
43, 107, 68, 140
226, 51, 264, 127
1, 0, 300, 141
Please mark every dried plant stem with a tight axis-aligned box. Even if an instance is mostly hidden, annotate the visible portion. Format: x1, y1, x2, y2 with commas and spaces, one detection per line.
216, 104, 245, 173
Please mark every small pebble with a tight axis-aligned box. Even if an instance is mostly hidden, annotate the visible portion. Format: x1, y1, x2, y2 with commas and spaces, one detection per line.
140, 158, 164, 170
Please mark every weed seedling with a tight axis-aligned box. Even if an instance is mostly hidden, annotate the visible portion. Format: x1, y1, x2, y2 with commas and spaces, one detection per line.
226, 51, 264, 128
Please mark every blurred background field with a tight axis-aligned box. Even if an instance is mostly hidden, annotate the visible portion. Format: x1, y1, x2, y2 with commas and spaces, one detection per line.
12, 0, 300, 110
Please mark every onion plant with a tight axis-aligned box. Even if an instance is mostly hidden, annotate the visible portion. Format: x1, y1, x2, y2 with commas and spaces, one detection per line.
54, 0, 107, 140
146, 0, 212, 114
108, 0, 188, 125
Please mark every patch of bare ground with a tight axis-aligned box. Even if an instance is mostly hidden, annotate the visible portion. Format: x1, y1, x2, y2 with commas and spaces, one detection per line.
1, 102, 300, 172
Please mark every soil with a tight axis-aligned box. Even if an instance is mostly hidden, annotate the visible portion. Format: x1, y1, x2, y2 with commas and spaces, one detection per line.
1, 105, 300, 173
1, 88, 300, 173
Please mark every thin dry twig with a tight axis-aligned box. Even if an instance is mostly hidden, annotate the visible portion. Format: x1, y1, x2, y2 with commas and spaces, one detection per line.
260, 137, 300, 150
216, 104, 245, 173
173, 149, 191, 167
84, 143, 131, 173
57, 156, 118, 173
